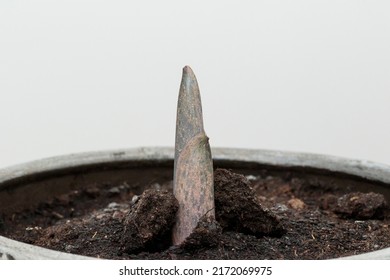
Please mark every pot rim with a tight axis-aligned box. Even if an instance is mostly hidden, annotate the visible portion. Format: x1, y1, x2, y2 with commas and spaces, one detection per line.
1, 147, 390, 186
1, 147, 389, 260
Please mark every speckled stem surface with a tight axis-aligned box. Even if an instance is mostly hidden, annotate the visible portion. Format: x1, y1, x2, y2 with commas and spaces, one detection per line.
172, 66, 215, 245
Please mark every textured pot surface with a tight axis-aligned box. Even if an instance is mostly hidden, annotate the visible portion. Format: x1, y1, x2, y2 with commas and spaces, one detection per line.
1, 147, 389, 260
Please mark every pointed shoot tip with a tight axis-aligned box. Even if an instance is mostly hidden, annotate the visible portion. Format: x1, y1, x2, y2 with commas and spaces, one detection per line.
183, 65, 194, 75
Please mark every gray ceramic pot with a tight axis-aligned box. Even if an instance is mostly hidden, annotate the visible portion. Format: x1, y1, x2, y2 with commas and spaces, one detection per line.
1, 147, 389, 260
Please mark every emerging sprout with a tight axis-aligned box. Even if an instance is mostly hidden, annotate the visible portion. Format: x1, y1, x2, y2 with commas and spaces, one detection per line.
172, 66, 215, 245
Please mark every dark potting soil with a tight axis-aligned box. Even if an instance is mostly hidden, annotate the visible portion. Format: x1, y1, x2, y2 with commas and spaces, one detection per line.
1, 168, 389, 260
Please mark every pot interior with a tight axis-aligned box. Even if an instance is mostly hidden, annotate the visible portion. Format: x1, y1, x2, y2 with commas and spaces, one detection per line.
1, 158, 390, 215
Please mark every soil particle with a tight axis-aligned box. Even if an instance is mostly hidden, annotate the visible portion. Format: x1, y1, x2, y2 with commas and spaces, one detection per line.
84, 186, 100, 198
287, 198, 306, 210
121, 189, 178, 253
108, 187, 121, 196
319, 194, 338, 210
214, 169, 285, 237
335, 192, 387, 220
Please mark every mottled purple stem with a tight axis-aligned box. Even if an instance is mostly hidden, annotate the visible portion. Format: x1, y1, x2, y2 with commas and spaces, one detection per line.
172, 66, 215, 245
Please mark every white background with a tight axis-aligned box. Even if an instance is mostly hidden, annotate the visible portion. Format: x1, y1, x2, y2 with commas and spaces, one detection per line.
0, 0, 389, 168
